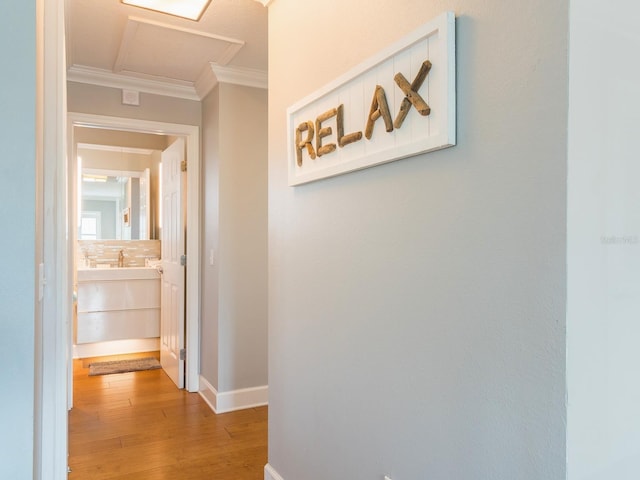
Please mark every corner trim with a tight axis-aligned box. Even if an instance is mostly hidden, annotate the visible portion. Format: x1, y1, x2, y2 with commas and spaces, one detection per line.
199, 375, 268, 414
264, 463, 284, 480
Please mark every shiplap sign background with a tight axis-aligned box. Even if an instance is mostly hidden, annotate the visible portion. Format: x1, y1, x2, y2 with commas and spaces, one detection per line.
287, 11, 456, 186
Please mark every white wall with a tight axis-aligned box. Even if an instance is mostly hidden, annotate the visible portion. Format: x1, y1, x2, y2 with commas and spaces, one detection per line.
567, 1, 640, 478
267, 1, 568, 479
0, 2, 37, 478
201, 83, 268, 393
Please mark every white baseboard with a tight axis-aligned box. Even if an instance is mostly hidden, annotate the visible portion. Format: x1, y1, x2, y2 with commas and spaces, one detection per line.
264, 463, 284, 480
199, 375, 268, 414
72, 338, 160, 358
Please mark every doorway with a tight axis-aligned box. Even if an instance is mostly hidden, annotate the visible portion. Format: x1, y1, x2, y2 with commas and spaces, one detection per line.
67, 112, 201, 403
74, 133, 164, 360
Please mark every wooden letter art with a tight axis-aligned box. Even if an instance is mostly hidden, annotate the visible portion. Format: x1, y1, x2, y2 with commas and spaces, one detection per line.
294, 62, 433, 165
394, 60, 432, 128
295, 121, 316, 166
315, 108, 338, 157
364, 85, 394, 140
337, 104, 363, 148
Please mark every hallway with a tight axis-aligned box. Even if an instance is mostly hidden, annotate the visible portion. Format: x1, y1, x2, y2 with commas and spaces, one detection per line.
68, 354, 267, 479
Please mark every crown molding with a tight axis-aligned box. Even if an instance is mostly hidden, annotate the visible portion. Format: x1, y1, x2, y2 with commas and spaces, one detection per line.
67, 65, 201, 101
254, 0, 275, 6
210, 63, 268, 89
195, 63, 268, 99
68, 63, 267, 102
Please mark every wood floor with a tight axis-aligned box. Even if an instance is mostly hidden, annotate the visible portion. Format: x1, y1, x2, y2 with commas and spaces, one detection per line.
68, 352, 268, 479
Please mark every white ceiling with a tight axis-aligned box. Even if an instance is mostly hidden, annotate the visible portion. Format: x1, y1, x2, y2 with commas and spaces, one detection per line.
66, 0, 268, 100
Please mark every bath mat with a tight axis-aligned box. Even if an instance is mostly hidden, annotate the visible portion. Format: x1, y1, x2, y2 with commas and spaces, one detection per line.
88, 357, 161, 376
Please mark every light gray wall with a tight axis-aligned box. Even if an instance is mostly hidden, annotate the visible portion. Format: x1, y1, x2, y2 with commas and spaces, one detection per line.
201, 87, 220, 387
267, 1, 568, 479
201, 83, 268, 392
75, 126, 169, 151
0, 2, 36, 478
567, 0, 640, 478
68, 82, 202, 126
217, 83, 268, 391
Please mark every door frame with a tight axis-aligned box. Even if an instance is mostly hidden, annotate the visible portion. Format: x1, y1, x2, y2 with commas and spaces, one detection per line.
68, 112, 201, 394
39, 0, 68, 478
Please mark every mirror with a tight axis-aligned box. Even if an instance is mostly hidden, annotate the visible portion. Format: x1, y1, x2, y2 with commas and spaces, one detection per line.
76, 141, 162, 240
79, 168, 151, 240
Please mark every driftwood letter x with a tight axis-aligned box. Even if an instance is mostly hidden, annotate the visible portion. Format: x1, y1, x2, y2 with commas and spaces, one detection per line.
393, 60, 432, 129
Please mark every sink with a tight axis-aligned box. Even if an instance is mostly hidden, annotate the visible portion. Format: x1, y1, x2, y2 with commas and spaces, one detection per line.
77, 266, 161, 281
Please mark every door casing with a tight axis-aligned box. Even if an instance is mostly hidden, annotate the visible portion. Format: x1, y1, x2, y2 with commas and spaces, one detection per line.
67, 112, 201, 398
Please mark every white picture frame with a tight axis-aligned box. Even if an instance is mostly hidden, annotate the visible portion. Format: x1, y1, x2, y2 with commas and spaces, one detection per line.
287, 11, 456, 186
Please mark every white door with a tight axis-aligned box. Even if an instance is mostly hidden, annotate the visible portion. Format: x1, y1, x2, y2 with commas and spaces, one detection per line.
160, 138, 186, 388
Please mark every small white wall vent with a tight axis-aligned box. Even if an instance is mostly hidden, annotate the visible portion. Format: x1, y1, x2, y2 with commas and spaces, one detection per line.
122, 89, 140, 106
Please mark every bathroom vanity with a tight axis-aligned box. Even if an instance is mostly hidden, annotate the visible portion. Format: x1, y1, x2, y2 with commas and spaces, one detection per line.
76, 266, 161, 344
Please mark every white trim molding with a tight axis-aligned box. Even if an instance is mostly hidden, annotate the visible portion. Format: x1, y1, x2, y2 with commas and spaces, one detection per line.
40, 0, 69, 477
195, 62, 268, 98
69, 63, 268, 102
254, 0, 275, 6
67, 65, 201, 101
264, 464, 285, 480
287, 11, 456, 186
199, 375, 269, 414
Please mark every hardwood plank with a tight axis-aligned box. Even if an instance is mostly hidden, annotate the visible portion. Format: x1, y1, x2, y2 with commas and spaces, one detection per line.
68, 352, 267, 479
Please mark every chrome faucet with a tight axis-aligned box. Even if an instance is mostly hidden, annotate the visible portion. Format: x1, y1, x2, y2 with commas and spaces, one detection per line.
118, 250, 125, 268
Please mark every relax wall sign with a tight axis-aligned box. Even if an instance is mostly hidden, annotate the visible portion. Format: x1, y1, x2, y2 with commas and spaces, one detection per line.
287, 12, 456, 186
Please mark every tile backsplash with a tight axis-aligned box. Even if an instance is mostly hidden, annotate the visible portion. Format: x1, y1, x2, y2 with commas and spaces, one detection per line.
78, 240, 161, 268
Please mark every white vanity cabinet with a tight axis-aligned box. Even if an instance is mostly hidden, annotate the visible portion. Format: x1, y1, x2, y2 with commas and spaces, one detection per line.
76, 267, 161, 344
